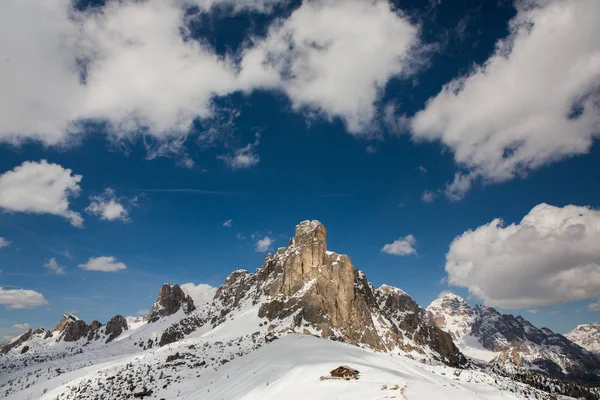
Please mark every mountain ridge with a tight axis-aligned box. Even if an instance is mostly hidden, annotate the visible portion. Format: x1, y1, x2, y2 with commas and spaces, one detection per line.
426, 292, 600, 383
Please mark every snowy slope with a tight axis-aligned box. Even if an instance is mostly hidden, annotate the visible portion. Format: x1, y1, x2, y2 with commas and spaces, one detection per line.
3, 332, 576, 400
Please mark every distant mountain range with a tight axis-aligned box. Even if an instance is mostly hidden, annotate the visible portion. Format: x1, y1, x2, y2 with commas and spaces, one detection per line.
426, 292, 600, 383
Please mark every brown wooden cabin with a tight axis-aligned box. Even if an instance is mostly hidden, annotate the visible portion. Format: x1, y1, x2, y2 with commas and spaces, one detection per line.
330, 365, 360, 380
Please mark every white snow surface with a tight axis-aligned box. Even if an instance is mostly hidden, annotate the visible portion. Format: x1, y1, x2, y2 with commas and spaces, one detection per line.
1, 330, 565, 400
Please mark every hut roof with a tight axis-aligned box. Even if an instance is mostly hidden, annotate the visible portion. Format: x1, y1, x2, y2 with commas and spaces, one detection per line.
331, 365, 360, 374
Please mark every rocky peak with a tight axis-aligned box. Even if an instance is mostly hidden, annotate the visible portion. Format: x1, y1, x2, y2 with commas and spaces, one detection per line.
288, 220, 327, 273
427, 297, 600, 383
377, 285, 419, 314
566, 323, 600, 355
1, 330, 32, 354
428, 293, 472, 316
105, 315, 128, 343
146, 283, 196, 323
52, 314, 80, 333
212, 220, 467, 367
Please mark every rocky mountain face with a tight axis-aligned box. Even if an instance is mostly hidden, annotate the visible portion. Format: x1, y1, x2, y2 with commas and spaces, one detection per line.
426, 293, 600, 383
146, 283, 196, 323
566, 323, 600, 355
208, 220, 466, 366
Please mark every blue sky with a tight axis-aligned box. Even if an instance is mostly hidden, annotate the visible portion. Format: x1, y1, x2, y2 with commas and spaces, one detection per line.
0, 0, 599, 339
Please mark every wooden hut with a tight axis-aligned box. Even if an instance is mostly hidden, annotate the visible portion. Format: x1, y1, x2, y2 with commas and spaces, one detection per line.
330, 365, 360, 380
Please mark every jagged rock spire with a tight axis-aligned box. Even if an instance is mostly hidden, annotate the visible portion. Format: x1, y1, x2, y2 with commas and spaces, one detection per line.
146, 283, 196, 323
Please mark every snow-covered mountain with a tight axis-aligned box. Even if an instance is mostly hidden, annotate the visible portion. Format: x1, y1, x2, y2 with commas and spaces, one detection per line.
1, 221, 599, 399
566, 323, 600, 355
426, 293, 600, 383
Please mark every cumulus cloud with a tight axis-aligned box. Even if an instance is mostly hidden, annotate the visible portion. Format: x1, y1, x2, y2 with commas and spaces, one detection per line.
79, 256, 127, 272
421, 190, 436, 203
445, 203, 600, 309
0, 287, 48, 309
241, 0, 421, 134
12, 323, 30, 330
0, 237, 9, 248
382, 234, 417, 256
410, 0, 600, 199
255, 236, 273, 252
185, 0, 289, 14
222, 219, 233, 227
218, 137, 260, 169
180, 282, 217, 307
44, 258, 66, 275
0, 160, 83, 227
86, 188, 130, 222
0, 0, 422, 159
588, 299, 600, 311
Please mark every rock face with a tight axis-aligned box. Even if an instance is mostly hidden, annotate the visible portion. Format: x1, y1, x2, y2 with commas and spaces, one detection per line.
1, 330, 32, 354
56, 315, 89, 342
212, 220, 466, 366
566, 323, 600, 356
87, 321, 103, 341
146, 284, 196, 323
376, 285, 465, 366
426, 293, 600, 383
105, 315, 128, 343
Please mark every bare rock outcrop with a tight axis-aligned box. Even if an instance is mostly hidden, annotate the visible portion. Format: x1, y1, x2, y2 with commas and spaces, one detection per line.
146, 284, 196, 323
57, 315, 89, 342
212, 220, 467, 366
1, 330, 32, 354
105, 315, 128, 343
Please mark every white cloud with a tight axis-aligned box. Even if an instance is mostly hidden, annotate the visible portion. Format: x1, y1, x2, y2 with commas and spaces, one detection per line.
44, 258, 66, 275
0, 160, 83, 227
218, 139, 260, 169
0, 0, 238, 147
222, 219, 233, 227
588, 299, 600, 311
241, 0, 421, 134
255, 236, 273, 252
411, 0, 600, 199
382, 234, 417, 256
180, 282, 217, 307
418, 165, 428, 173
0, 237, 9, 248
0, 287, 48, 309
79, 256, 127, 272
12, 323, 30, 330
86, 188, 130, 222
366, 145, 377, 154
445, 203, 600, 309
136, 309, 149, 316
0, 0, 422, 158
527, 309, 539, 314
184, 0, 289, 14
421, 190, 435, 203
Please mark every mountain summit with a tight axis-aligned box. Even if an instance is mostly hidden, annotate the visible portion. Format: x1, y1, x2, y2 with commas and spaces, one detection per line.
426, 293, 600, 383
566, 323, 600, 355
207, 219, 465, 365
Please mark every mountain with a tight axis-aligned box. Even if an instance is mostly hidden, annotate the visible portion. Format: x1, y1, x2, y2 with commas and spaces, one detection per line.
204, 220, 465, 366
426, 293, 600, 383
1, 220, 598, 399
566, 323, 600, 355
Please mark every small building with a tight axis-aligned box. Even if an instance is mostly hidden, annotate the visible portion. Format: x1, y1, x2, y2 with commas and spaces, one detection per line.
330, 365, 360, 380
